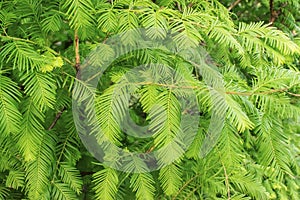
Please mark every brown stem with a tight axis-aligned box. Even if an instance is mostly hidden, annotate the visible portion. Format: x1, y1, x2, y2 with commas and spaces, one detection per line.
176, 2, 182, 12
74, 29, 81, 77
286, 91, 300, 97
269, 0, 276, 23
47, 108, 65, 130
228, 0, 242, 11
188, 2, 194, 8
48, 30, 80, 130
145, 146, 155, 153
269, 1, 288, 24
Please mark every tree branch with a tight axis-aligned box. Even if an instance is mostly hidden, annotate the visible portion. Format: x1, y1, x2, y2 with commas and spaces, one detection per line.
117, 81, 300, 97
228, 0, 242, 11
48, 30, 80, 131
286, 91, 300, 97
0, 35, 73, 65
269, 1, 288, 24
176, 2, 182, 12
47, 108, 66, 130
74, 29, 81, 78
269, 0, 276, 24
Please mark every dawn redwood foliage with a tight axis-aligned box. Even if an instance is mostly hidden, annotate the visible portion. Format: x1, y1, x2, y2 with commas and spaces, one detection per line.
0, 0, 300, 199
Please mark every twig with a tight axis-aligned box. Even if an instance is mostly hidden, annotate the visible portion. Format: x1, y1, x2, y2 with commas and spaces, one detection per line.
0, 34, 36, 44
269, 1, 288, 24
74, 29, 80, 74
226, 86, 299, 96
145, 145, 155, 153
176, 2, 182, 12
286, 91, 300, 97
222, 160, 231, 200
183, 184, 202, 200
47, 108, 65, 130
48, 30, 80, 130
269, 0, 276, 24
228, 0, 242, 11
64, 68, 300, 98
216, 145, 231, 200
126, 81, 299, 97
172, 174, 201, 200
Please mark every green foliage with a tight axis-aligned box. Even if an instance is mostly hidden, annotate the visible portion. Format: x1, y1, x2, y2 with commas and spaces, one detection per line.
92, 167, 119, 200
0, 0, 300, 199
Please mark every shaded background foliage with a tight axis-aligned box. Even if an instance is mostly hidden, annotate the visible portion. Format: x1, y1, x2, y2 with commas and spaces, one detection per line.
0, 0, 300, 199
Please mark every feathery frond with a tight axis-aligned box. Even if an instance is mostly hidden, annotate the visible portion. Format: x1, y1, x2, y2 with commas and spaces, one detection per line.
93, 167, 119, 200
0, 74, 22, 135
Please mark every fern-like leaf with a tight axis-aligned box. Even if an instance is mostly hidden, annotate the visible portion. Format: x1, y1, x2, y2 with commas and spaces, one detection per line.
17, 98, 44, 161
93, 167, 119, 200
0, 41, 45, 71
62, 0, 95, 29
159, 163, 182, 196
21, 72, 57, 110
58, 163, 83, 195
26, 131, 56, 199
0, 74, 22, 135
52, 181, 77, 200
130, 173, 156, 200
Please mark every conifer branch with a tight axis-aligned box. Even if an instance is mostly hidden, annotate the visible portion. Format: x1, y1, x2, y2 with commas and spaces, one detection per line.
0, 35, 73, 65
101, 80, 300, 97
1, 1, 299, 199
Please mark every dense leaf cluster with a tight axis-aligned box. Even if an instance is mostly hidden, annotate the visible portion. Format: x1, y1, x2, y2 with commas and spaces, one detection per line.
0, 0, 299, 199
